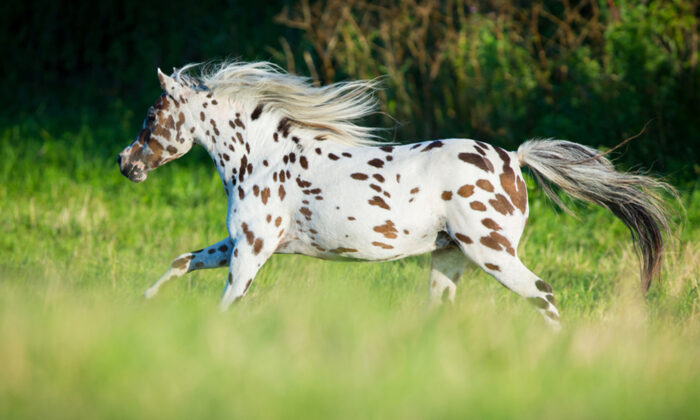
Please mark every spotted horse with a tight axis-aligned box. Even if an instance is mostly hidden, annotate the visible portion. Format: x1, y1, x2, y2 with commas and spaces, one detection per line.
118, 61, 675, 327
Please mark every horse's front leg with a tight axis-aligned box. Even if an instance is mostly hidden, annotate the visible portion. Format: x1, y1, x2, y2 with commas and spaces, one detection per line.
219, 229, 279, 310
144, 238, 233, 299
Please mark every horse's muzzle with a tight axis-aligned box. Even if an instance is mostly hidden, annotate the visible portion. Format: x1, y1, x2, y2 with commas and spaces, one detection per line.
118, 153, 147, 183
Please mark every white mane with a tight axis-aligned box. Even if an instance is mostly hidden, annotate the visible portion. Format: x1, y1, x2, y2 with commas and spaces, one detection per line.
175, 61, 385, 146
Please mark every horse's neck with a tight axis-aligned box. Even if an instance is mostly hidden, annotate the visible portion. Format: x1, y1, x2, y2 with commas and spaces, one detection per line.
192, 103, 297, 192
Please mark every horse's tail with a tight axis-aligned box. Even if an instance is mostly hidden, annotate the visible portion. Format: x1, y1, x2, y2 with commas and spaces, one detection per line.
516, 139, 677, 293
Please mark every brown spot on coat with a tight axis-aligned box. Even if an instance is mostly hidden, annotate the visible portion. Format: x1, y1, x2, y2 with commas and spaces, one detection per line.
367, 158, 384, 168
441, 191, 453, 201
251, 103, 264, 120
485, 263, 500, 271
152, 123, 171, 141
422, 140, 444, 152
329, 247, 358, 254
296, 178, 311, 188
299, 156, 308, 169
373, 220, 398, 239
371, 241, 394, 249
535, 280, 553, 294
470, 201, 487, 211
275, 216, 282, 227
261, 187, 271, 204
278, 185, 286, 200
244, 278, 253, 293
489, 194, 515, 215
494, 147, 528, 214
475, 141, 490, 150
368, 196, 390, 210
300, 207, 312, 220
480, 231, 515, 256
253, 238, 263, 255
481, 218, 502, 231
210, 119, 220, 136
528, 296, 549, 310
476, 179, 494, 192
241, 223, 255, 245
455, 233, 473, 244
372, 174, 385, 183
410, 187, 419, 194
351, 173, 368, 180
328, 153, 339, 161
458, 153, 494, 172
457, 184, 475, 197
277, 117, 293, 137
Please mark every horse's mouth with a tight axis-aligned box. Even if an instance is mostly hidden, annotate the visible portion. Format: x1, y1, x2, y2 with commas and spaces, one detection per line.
127, 172, 147, 183
119, 161, 147, 183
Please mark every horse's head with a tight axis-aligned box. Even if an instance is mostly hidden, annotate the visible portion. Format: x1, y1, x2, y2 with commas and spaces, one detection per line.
118, 69, 195, 182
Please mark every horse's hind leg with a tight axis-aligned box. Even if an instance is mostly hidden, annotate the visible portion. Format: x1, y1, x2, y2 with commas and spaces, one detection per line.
460, 248, 560, 327
486, 257, 560, 327
446, 229, 560, 326
428, 246, 470, 306
144, 237, 233, 299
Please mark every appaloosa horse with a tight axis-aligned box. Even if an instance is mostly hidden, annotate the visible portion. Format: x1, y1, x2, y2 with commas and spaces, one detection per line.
118, 62, 674, 326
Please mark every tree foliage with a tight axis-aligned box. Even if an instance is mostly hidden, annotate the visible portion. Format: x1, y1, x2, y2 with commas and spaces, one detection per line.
3, 0, 698, 178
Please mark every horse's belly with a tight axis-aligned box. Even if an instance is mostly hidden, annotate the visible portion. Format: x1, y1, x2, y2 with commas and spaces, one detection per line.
275, 224, 448, 262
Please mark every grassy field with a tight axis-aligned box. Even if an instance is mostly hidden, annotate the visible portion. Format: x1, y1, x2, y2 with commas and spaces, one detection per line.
1, 118, 699, 418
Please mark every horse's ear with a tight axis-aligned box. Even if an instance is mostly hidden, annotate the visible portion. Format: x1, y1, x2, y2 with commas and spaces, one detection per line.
157, 68, 179, 96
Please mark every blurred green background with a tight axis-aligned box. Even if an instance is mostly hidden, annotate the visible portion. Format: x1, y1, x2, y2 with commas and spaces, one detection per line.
3, 0, 699, 180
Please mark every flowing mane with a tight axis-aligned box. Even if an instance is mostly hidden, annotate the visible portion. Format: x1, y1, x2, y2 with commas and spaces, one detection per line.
175, 61, 384, 146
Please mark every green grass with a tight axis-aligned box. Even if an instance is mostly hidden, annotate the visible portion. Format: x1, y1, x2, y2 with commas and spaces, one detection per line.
1, 119, 699, 419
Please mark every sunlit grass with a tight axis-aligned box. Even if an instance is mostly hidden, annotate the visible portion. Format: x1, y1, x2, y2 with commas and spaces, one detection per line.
1, 121, 699, 418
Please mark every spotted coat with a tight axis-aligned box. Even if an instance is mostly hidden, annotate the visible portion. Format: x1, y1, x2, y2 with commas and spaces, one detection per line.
119, 65, 583, 327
